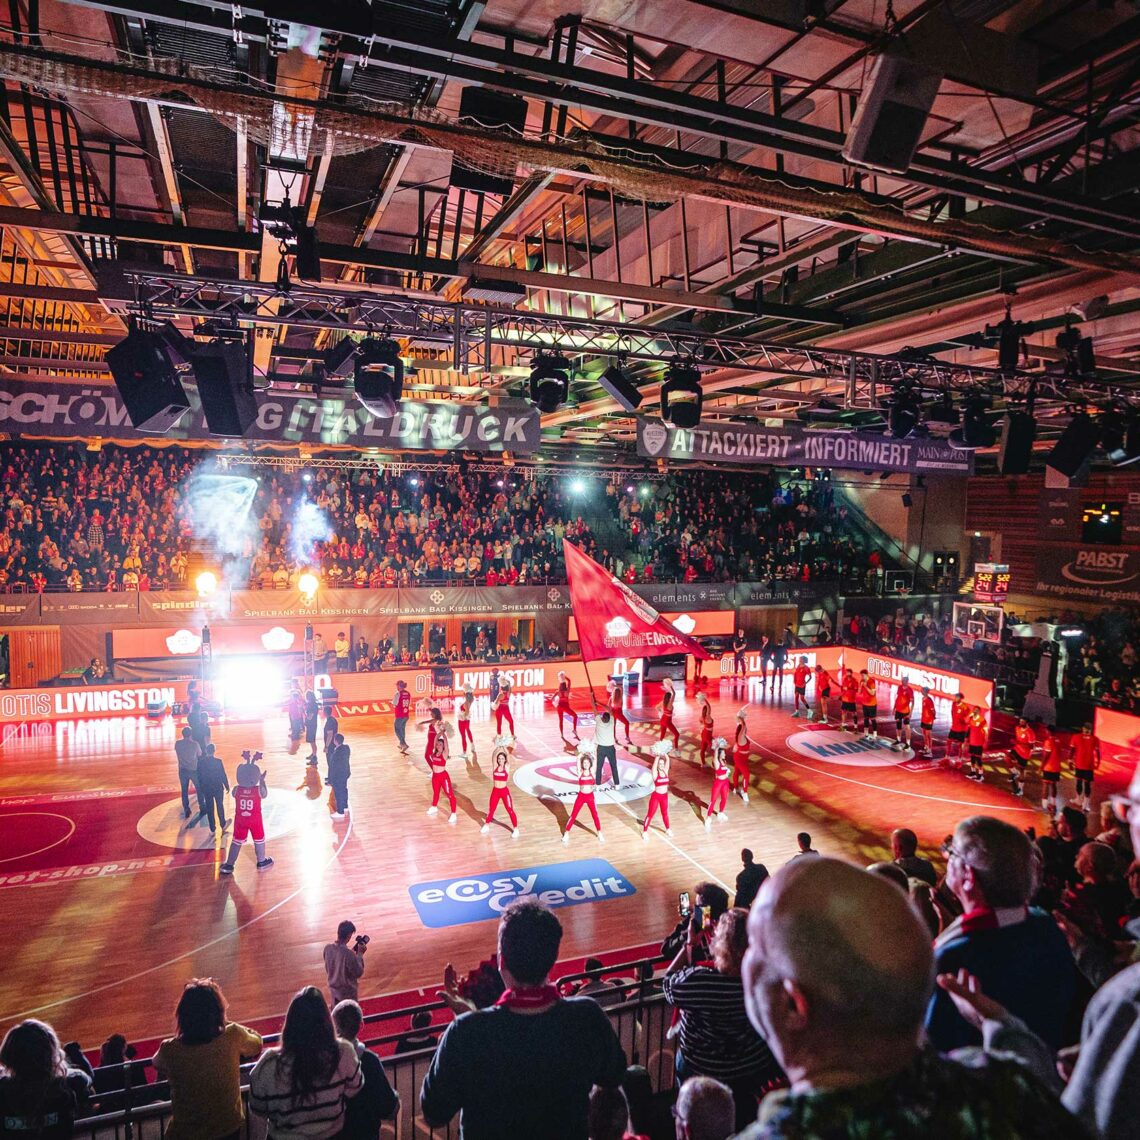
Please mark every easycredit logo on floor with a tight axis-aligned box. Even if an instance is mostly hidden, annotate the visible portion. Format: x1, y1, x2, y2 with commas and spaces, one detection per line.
408, 858, 636, 928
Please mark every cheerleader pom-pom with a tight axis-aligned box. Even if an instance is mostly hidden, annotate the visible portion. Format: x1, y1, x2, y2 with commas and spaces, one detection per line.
441, 722, 456, 738
711, 736, 727, 750
650, 739, 673, 757
492, 733, 515, 750
576, 738, 596, 757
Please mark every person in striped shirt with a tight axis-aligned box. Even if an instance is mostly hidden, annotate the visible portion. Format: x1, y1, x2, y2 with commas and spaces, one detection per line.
662, 909, 784, 1133
248, 987, 362, 1140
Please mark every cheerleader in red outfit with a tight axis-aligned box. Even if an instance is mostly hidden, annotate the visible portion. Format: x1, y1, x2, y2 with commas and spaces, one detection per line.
417, 706, 443, 764
426, 725, 457, 824
457, 685, 474, 757
697, 691, 714, 765
553, 671, 580, 742
705, 737, 731, 829
481, 734, 519, 837
563, 743, 604, 843
607, 680, 633, 745
731, 710, 754, 804
642, 739, 673, 838
493, 681, 515, 735
658, 678, 680, 748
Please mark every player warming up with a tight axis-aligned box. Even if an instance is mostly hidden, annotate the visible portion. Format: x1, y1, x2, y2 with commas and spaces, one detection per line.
731, 709, 754, 804
426, 724, 457, 824
696, 691, 714, 765
642, 739, 673, 838
839, 668, 859, 733
481, 735, 519, 838
563, 742, 604, 844
1040, 724, 1062, 813
493, 680, 515, 735
659, 677, 680, 748
811, 665, 835, 724
607, 680, 633, 745
965, 706, 987, 782
891, 678, 914, 752
705, 737, 731, 828
457, 685, 474, 758
947, 692, 969, 769
1071, 723, 1101, 811
1008, 717, 1034, 797
553, 671, 580, 742
857, 670, 879, 741
918, 687, 936, 757
790, 656, 811, 718
220, 750, 273, 875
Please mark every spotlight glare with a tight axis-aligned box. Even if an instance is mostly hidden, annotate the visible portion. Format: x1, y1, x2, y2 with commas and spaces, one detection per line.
570, 478, 586, 494
195, 571, 218, 597
298, 571, 320, 598
625, 484, 634, 493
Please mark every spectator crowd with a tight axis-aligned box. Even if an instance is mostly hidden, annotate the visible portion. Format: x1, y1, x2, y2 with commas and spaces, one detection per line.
6, 760, 1140, 1140
0, 444, 868, 593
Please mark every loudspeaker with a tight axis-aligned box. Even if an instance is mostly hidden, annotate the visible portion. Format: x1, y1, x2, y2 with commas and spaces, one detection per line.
598, 365, 643, 413
450, 87, 528, 196
105, 326, 191, 433
999, 411, 1036, 475
192, 342, 258, 437
841, 52, 942, 173
293, 223, 322, 282
1046, 412, 1099, 485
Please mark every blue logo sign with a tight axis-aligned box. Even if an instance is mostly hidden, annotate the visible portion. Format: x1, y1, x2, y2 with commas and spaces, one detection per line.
408, 858, 636, 929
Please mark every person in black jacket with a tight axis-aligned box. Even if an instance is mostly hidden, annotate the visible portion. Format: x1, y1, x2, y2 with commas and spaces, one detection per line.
195, 746, 230, 834
0, 1019, 92, 1140
331, 1002, 396, 1140
734, 850, 769, 910
328, 734, 351, 820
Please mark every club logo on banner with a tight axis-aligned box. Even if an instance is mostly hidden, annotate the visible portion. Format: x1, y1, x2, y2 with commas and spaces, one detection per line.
408, 859, 636, 928
1036, 545, 1140, 604
513, 758, 653, 804
786, 729, 912, 767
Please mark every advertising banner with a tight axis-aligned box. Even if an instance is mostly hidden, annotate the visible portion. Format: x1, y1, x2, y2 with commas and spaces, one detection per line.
0, 680, 191, 724
1124, 489, 1140, 546
225, 589, 398, 621
0, 593, 43, 625
632, 582, 736, 610
1034, 544, 1140, 604
396, 585, 572, 618
111, 622, 343, 660
569, 610, 734, 641
0, 378, 541, 454
39, 593, 140, 624
1038, 489, 1083, 540
636, 418, 974, 475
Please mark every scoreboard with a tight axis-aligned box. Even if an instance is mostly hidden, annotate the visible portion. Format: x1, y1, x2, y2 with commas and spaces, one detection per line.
974, 562, 1011, 603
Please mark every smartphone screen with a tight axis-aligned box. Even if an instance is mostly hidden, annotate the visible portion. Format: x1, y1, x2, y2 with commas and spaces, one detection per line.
693, 905, 705, 930
678, 891, 691, 916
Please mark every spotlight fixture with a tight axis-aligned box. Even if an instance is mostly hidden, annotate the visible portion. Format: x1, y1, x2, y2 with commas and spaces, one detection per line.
1102, 409, 1140, 467
1056, 321, 1096, 378
598, 358, 642, 412
258, 198, 322, 282
948, 393, 997, 450
660, 359, 703, 430
887, 385, 921, 439
323, 337, 359, 379
983, 301, 1034, 373
529, 352, 571, 414
354, 336, 404, 419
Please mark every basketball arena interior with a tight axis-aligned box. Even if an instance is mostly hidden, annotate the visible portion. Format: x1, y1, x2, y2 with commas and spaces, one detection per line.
0, 1, 1139, 1138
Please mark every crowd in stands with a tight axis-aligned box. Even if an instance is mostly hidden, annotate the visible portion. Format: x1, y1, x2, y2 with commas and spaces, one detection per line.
0, 444, 868, 593
7, 764, 1140, 1140
1063, 607, 1140, 712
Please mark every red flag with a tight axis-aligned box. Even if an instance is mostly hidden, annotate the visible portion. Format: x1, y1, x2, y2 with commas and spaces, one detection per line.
563, 540, 712, 662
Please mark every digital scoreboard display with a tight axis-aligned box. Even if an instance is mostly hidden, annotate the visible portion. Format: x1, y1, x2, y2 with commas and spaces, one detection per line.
974, 562, 1011, 603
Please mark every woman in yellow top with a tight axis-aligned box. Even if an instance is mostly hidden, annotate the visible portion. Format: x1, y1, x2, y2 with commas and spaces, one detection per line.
154, 979, 263, 1140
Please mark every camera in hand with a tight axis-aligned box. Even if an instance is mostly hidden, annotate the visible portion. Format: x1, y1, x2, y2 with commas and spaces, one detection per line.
353, 934, 370, 951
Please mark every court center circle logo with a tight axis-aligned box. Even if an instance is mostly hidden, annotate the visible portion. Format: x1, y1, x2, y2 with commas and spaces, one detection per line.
785, 729, 913, 767
512, 757, 653, 803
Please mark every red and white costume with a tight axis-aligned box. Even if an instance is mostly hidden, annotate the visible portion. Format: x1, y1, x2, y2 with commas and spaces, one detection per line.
642, 750, 671, 834
731, 718, 752, 801
659, 684, 680, 747
708, 744, 731, 818
493, 687, 515, 734
233, 782, 265, 843
608, 683, 632, 742
457, 691, 474, 753
424, 719, 439, 765
484, 749, 518, 830
428, 734, 457, 815
566, 765, 601, 833
698, 698, 714, 764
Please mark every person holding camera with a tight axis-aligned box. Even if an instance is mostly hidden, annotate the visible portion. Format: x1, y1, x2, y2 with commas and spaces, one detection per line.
324, 921, 367, 1007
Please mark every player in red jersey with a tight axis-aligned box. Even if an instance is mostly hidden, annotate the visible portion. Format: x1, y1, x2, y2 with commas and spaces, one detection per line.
658, 677, 680, 748
891, 679, 914, 752
481, 734, 519, 838
918, 687, 936, 757
791, 656, 811, 718
1039, 725, 1063, 814
642, 739, 673, 838
553, 671, 580, 742
457, 685, 475, 758
220, 750, 273, 874
706, 737, 731, 827
965, 707, 987, 782
839, 668, 859, 733
947, 692, 969, 768
696, 691, 714, 765
1008, 716, 1034, 797
393, 679, 411, 754
1071, 722, 1101, 811
857, 670, 879, 741
607, 680, 633, 745
493, 680, 515, 735
731, 709, 754, 804
564, 744, 604, 843
811, 665, 834, 724
426, 724, 457, 823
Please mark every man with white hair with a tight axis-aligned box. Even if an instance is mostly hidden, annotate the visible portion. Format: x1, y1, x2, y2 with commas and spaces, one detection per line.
736, 857, 1085, 1136
673, 1076, 735, 1140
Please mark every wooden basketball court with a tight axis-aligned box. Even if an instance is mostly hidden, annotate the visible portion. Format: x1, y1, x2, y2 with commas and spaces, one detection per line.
0, 675, 1096, 1044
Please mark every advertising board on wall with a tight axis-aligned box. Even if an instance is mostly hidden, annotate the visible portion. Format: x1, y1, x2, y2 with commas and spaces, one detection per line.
1035, 544, 1140, 604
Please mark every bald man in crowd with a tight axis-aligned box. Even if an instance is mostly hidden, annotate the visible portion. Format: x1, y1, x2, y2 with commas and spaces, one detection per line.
736, 858, 1087, 1137
673, 1076, 735, 1140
